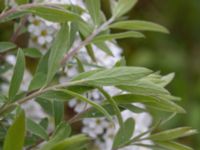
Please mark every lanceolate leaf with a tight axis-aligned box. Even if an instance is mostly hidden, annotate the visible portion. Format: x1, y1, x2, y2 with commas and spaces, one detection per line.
52, 101, 64, 126
9, 49, 25, 100
27, 118, 49, 140
85, 0, 101, 25
3, 110, 25, 150
113, 118, 135, 149
93, 31, 145, 43
148, 127, 198, 141
157, 141, 193, 150
27, 6, 81, 23
113, 0, 138, 17
46, 23, 70, 84
73, 66, 152, 86
112, 94, 185, 113
110, 20, 169, 34
28, 51, 49, 91
0, 42, 16, 53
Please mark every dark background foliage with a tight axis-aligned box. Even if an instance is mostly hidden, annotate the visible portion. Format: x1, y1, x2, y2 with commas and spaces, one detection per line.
0, 0, 199, 148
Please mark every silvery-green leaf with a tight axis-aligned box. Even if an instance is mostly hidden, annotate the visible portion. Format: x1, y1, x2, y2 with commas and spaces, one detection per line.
9, 49, 25, 100
110, 20, 169, 34
46, 23, 70, 84
93, 31, 145, 43
85, 0, 101, 25
113, 118, 135, 149
27, 6, 81, 23
149, 127, 198, 141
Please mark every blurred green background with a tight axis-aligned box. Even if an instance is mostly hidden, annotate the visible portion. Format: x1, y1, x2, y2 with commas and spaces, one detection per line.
1, 0, 200, 149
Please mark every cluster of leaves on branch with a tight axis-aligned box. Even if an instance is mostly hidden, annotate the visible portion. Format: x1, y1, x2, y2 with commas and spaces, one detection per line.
0, 0, 197, 150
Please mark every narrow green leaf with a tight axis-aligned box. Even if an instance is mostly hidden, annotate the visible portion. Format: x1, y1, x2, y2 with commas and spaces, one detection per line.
28, 51, 49, 91
110, 20, 169, 34
113, 0, 138, 17
50, 134, 90, 150
157, 141, 193, 150
113, 118, 135, 149
58, 89, 112, 121
93, 31, 145, 42
112, 94, 185, 113
9, 49, 25, 100
3, 110, 25, 150
28, 72, 47, 91
27, 118, 49, 140
0, 42, 16, 53
74, 66, 152, 86
75, 57, 85, 72
52, 101, 64, 126
23, 48, 42, 58
46, 23, 70, 84
40, 122, 71, 150
27, 6, 81, 22
85, 0, 101, 25
149, 127, 198, 141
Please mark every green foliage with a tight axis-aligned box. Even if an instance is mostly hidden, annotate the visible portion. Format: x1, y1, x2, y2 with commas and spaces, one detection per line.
0, 0, 196, 150
0, 42, 16, 53
8, 49, 25, 100
3, 110, 25, 150
112, 118, 135, 149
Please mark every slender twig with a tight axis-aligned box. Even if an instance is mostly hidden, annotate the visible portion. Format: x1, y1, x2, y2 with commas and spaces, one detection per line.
61, 17, 115, 66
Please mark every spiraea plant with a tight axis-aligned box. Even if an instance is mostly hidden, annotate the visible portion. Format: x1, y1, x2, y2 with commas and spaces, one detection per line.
0, 0, 197, 150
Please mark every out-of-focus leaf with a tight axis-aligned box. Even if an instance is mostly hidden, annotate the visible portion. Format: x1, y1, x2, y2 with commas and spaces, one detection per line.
110, 20, 169, 34
149, 127, 198, 141
16, 0, 27, 5
0, 42, 16, 53
93, 31, 145, 42
50, 134, 90, 150
27, 118, 48, 140
27, 6, 81, 22
157, 141, 193, 150
85, 0, 101, 25
113, 118, 135, 149
113, 0, 138, 17
46, 23, 70, 84
3, 110, 25, 150
8, 49, 25, 100
23, 48, 42, 58
52, 101, 64, 126
0, 11, 29, 23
